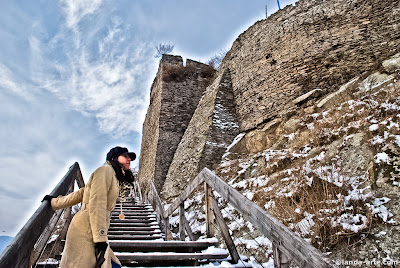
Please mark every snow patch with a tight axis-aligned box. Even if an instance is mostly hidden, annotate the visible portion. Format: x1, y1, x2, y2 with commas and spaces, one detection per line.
374, 152, 390, 164
226, 133, 245, 151
369, 124, 379, 131
369, 197, 393, 222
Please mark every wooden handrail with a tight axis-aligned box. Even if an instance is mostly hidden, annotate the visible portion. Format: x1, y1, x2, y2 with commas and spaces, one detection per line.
0, 162, 84, 268
163, 170, 205, 218
148, 181, 172, 240
149, 168, 335, 268
201, 168, 334, 268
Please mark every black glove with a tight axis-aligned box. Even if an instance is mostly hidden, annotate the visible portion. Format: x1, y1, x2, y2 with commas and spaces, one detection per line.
95, 242, 108, 268
42, 195, 55, 202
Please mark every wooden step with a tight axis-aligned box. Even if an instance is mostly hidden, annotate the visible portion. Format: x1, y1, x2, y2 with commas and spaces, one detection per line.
114, 205, 153, 209
108, 235, 163, 240
110, 219, 156, 224
109, 240, 218, 252
115, 205, 152, 209
115, 252, 229, 262
109, 226, 159, 232
111, 210, 155, 214
110, 215, 156, 220
112, 210, 155, 213
110, 222, 159, 228
108, 230, 161, 236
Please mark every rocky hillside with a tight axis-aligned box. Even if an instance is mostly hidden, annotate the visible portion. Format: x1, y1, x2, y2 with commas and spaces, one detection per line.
165, 55, 400, 266
214, 55, 400, 265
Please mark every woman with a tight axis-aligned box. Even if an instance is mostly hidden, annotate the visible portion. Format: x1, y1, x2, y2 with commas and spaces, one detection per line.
43, 146, 136, 268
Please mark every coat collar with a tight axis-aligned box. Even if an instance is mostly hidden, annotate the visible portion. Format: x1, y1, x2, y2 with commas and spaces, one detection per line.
106, 160, 125, 175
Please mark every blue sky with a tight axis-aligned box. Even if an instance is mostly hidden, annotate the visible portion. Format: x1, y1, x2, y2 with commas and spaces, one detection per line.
0, 0, 296, 236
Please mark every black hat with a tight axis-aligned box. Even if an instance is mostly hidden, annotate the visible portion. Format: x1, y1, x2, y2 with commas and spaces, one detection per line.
106, 146, 136, 161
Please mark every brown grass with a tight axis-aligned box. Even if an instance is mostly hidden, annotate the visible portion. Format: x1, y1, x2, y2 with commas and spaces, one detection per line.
162, 64, 216, 85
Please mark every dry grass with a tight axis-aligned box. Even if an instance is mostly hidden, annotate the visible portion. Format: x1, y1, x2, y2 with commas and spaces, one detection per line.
162, 64, 216, 85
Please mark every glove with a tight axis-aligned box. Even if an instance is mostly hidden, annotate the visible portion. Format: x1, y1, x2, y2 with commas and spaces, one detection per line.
42, 195, 55, 202
95, 242, 108, 268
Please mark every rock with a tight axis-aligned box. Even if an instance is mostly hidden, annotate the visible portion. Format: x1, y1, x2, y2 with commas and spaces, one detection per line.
244, 118, 282, 153
325, 133, 373, 177
245, 131, 274, 154
358, 72, 395, 93
283, 117, 301, 133
304, 106, 315, 114
382, 53, 400, 73
317, 77, 359, 109
293, 89, 324, 105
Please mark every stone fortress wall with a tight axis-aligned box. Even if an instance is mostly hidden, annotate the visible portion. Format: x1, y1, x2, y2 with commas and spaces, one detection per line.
138, 55, 215, 192
223, 0, 400, 131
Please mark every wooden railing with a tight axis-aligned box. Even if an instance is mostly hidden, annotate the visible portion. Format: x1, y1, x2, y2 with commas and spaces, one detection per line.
146, 167, 336, 268
0, 162, 85, 268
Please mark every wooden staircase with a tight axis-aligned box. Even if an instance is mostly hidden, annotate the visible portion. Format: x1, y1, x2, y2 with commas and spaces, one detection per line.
109, 197, 230, 267
0, 163, 334, 268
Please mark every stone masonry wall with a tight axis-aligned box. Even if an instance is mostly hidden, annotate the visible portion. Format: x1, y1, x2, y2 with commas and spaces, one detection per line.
138, 55, 215, 192
161, 69, 239, 199
198, 69, 239, 172
137, 66, 162, 192
223, 0, 400, 131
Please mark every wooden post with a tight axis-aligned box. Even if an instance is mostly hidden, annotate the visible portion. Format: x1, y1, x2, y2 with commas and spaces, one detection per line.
272, 243, 290, 268
179, 203, 185, 241
212, 195, 240, 264
182, 214, 195, 241
164, 217, 169, 241
60, 184, 74, 240
201, 168, 334, 268
60, 207, 71, 240
204, 182, 214, 238
30, 209, 63, 265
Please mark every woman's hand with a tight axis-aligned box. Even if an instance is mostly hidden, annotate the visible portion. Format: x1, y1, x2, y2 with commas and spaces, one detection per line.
95, 242, 108, 267
41, 195, 55, 202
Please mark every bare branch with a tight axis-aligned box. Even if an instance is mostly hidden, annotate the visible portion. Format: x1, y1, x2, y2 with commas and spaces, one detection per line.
155, 43, 175, 58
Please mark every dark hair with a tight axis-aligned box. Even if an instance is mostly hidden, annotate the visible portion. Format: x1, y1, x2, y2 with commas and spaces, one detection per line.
109, 159, 135, 184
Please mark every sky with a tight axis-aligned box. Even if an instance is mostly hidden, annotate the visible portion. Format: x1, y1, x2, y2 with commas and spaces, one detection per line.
0, 0, 296, 237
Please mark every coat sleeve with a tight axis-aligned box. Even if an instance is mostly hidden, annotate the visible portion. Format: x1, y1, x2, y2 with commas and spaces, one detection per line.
51, 187, 85, 210
88, 165, 114, 243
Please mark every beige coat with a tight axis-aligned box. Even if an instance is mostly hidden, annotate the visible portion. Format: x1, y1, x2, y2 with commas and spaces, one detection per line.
51, 162, 121, 268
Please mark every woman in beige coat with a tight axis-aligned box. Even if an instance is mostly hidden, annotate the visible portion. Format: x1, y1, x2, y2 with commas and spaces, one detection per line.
43, 146, 136, 268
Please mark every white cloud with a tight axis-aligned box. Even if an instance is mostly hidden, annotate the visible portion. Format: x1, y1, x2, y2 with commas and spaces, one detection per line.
29, 7, 154, 136
60, 0, 103, 29
40, 45, 152, 135
0, 64, 32, 100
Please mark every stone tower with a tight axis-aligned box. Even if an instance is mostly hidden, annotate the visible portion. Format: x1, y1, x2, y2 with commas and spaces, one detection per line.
138, 55, 215, 192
